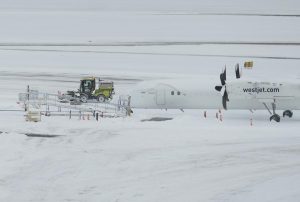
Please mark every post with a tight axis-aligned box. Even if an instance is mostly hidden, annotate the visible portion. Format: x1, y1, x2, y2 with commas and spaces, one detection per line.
128, 96, 131, 112
204, 111, 207, 118
25, 85, 30, 112
46, 105, 50, 116
96, 113, 99, 121
69, 110, 72, 119
118, 96, 121, 111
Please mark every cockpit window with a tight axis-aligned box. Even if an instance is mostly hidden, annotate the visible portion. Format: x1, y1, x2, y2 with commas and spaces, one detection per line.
140, 88, 155, 94
177, 91, 181, 95
171, 91, 174, 95
143, 88, 155, 94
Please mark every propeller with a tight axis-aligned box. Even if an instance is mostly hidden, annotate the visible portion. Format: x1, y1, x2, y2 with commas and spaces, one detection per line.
215, 67, 229, 110
235, 63, 241, 79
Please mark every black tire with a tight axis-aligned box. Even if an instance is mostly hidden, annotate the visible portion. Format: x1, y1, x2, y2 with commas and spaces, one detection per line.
283, 110, 293, 118
97, 95, 106, 103
80, 94, 88, 103
270, 114, 280, 122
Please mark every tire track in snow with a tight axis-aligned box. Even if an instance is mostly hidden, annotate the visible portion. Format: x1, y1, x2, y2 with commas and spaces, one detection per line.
154, 12, 300, 17
1, 41, 300, 47
1, 48, 300, 60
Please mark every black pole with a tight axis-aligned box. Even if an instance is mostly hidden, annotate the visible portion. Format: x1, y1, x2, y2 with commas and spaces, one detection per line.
25, 85, 29, 112
69, 110, 72, 119
96, 113, 99, 121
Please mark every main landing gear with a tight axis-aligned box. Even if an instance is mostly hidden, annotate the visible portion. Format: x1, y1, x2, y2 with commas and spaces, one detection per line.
283, 110, 293, 118
263, 102, 280, 122
263, 102, 293, 122
270, 103, 281, 122
270, 114, 280, 122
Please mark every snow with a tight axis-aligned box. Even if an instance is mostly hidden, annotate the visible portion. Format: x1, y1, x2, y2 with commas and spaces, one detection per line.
1, 0, 300, 201
1, 0, 300, 14
1, 111, 300, 202
0, 11, 300, 43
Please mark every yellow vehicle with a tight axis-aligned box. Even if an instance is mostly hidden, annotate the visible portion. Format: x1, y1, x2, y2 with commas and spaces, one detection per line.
66, 77, 115, 103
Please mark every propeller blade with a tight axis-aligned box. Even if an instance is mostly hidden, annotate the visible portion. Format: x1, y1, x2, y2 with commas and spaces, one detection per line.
215, 86, 222, 92
235, 63, 241, 79
220, 67, 227, 85
220, 73, 226, 86
224, 89, 229, 102
217, 66, 229, 110
222, 94, 227, 110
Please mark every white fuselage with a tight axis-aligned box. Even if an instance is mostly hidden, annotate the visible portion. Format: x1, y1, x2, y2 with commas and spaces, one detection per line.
129, 78, 300, 111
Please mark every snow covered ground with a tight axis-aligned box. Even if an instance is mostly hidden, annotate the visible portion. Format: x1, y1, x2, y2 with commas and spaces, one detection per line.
1, 110, 300, 202
1, 1, 300, 201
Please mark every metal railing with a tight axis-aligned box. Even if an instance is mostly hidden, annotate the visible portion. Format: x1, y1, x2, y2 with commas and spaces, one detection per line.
18, 88, 131, 118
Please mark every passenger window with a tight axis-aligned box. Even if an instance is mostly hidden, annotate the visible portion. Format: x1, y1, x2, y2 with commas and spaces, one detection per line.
171, 91, 174, 95
177, 91, 181, 95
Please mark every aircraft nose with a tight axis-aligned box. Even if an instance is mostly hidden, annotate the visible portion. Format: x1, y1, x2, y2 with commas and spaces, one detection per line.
128, 89, 144, 108
130, 94, 141, 108
129, 90, 156, 109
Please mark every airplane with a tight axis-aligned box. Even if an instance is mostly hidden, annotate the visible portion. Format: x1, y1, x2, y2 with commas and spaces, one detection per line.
129, 64, 299, 122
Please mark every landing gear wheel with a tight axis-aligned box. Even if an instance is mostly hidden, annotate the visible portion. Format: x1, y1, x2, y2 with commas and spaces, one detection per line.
80, 94, 88, 103
270, 114, 280, 122
97, 95, 106, 103
283, 110, 293, 118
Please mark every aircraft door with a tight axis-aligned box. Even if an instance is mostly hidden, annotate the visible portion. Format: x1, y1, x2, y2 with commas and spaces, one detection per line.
156, 89, 166, 105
